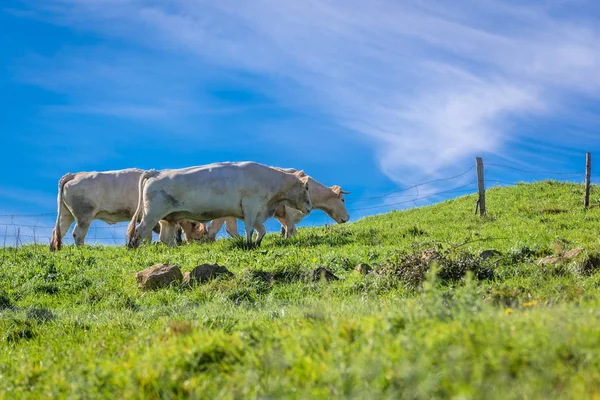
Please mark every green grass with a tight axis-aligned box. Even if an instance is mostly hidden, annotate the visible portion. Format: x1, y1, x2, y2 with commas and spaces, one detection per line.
2, 181, 600, 399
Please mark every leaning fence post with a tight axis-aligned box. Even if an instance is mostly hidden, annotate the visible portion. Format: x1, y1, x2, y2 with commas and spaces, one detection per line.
476, 157, 486, 216
585, 152, 592, 208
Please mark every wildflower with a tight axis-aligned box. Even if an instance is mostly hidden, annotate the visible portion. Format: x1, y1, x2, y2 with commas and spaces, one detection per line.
522, 301, 537, 308
505, 308, 513, 316
312, 257, 317, 262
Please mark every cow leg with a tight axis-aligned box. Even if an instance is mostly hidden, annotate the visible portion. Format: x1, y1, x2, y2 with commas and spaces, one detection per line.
175, 224, 183, 245
275, 215, 288, 238
241, 200, 263, 248
158, 220, 178, 247
225, 217, 241, 238
130, 214, 161, 248
72, 218, 92, 246
134, 221, 155, 247
241, 214, 260, 248
243, 218, 256, 247
288, 225, 298, 237
255, 222, 267, 246
58, 211, 75, 241
285, 213, 297, 238
207, 218, 225, 242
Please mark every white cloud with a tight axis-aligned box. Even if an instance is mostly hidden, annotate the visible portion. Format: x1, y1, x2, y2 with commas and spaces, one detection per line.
13, 0, 600, 186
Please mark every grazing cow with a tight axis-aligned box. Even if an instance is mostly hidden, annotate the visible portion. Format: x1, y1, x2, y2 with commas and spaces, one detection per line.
49, 169, 189, 251
126, 162, 312, 248
203, 172, 350, 240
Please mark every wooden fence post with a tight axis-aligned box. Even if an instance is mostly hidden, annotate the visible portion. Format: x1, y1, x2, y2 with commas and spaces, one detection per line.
585, 152, 592, 208
476, 157, 486, 216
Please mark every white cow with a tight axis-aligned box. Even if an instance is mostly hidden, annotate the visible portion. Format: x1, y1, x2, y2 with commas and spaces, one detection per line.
126, 162, 312, 248
49, 169, 198, 251
205, 174, 350, 240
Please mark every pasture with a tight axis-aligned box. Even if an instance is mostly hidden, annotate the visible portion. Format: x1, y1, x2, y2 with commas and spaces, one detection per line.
2, 181, 600, 399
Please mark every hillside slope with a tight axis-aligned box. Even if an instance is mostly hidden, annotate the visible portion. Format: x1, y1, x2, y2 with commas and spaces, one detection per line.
1, 181, 600, 398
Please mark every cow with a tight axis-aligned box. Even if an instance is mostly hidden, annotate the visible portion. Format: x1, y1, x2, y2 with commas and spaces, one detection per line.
126, 161, 312, 248
201, 172, 350, 240
49, 168, 192, 251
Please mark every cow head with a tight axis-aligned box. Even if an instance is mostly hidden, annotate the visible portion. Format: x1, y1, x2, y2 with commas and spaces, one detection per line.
179, 220, 208, 243
286, 172, 313, 215
322, 185, 350, 223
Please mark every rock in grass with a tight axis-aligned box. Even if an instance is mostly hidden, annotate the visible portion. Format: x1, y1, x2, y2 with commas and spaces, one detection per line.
184, 264, 233, 285
354, 263, 372, 275
537, 256, 562, 266
537, 248, 585, 266
421, 250, 441, 263
0, 293, 12, 310
480, 249, 501, 260
136, 264, 183, 290
313, 267, 339, 282
564, 248, 584, 259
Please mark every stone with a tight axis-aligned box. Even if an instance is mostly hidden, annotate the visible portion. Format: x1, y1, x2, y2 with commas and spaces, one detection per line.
563, 248, 584, 259
184, 264, 233, 285
354, 263, 372, 275
537, 248, 585, 266
537, 256, 562, 266
313, 267, 339, 282
421, 250, 441, 263
480, 249, 502, 260
136, 264, 183, 290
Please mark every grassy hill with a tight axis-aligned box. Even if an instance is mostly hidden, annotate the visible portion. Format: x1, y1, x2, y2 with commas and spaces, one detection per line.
2, 181, 600, 398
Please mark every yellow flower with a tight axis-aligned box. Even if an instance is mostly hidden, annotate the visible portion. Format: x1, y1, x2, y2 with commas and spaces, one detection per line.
505, 308, 513, 316
312, 257, 317, 262
522, 301, 537, 308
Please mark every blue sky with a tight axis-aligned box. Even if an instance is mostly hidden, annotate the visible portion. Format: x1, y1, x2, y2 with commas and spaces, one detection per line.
1, 0, 600, 245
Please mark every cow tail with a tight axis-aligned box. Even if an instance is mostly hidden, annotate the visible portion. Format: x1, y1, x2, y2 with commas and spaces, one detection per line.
49, 173, 76, 251
127, 170, 157, 243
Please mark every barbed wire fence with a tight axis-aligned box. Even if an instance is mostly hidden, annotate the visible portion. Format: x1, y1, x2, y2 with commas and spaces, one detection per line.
0, 154, 593, 248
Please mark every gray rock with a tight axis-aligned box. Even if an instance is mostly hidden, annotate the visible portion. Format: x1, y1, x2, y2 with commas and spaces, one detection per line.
480, 249, 501, 260
136, 264, 183, 290
354, 263, 372, 275
184, 264, 234, 285
313, 267, 339, 282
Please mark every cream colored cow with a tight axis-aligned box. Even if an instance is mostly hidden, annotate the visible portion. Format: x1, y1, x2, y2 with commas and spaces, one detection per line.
49, 168, 196, 251
127, 162, 312, 248
205, 174, 349, 240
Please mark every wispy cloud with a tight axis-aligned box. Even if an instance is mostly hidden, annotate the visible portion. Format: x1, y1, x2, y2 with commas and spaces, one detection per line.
11, 0, 600, 187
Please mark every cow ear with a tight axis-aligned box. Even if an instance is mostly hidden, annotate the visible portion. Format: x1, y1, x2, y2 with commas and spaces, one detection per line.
294, 170, 307, 178
300, 176, 310, 185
